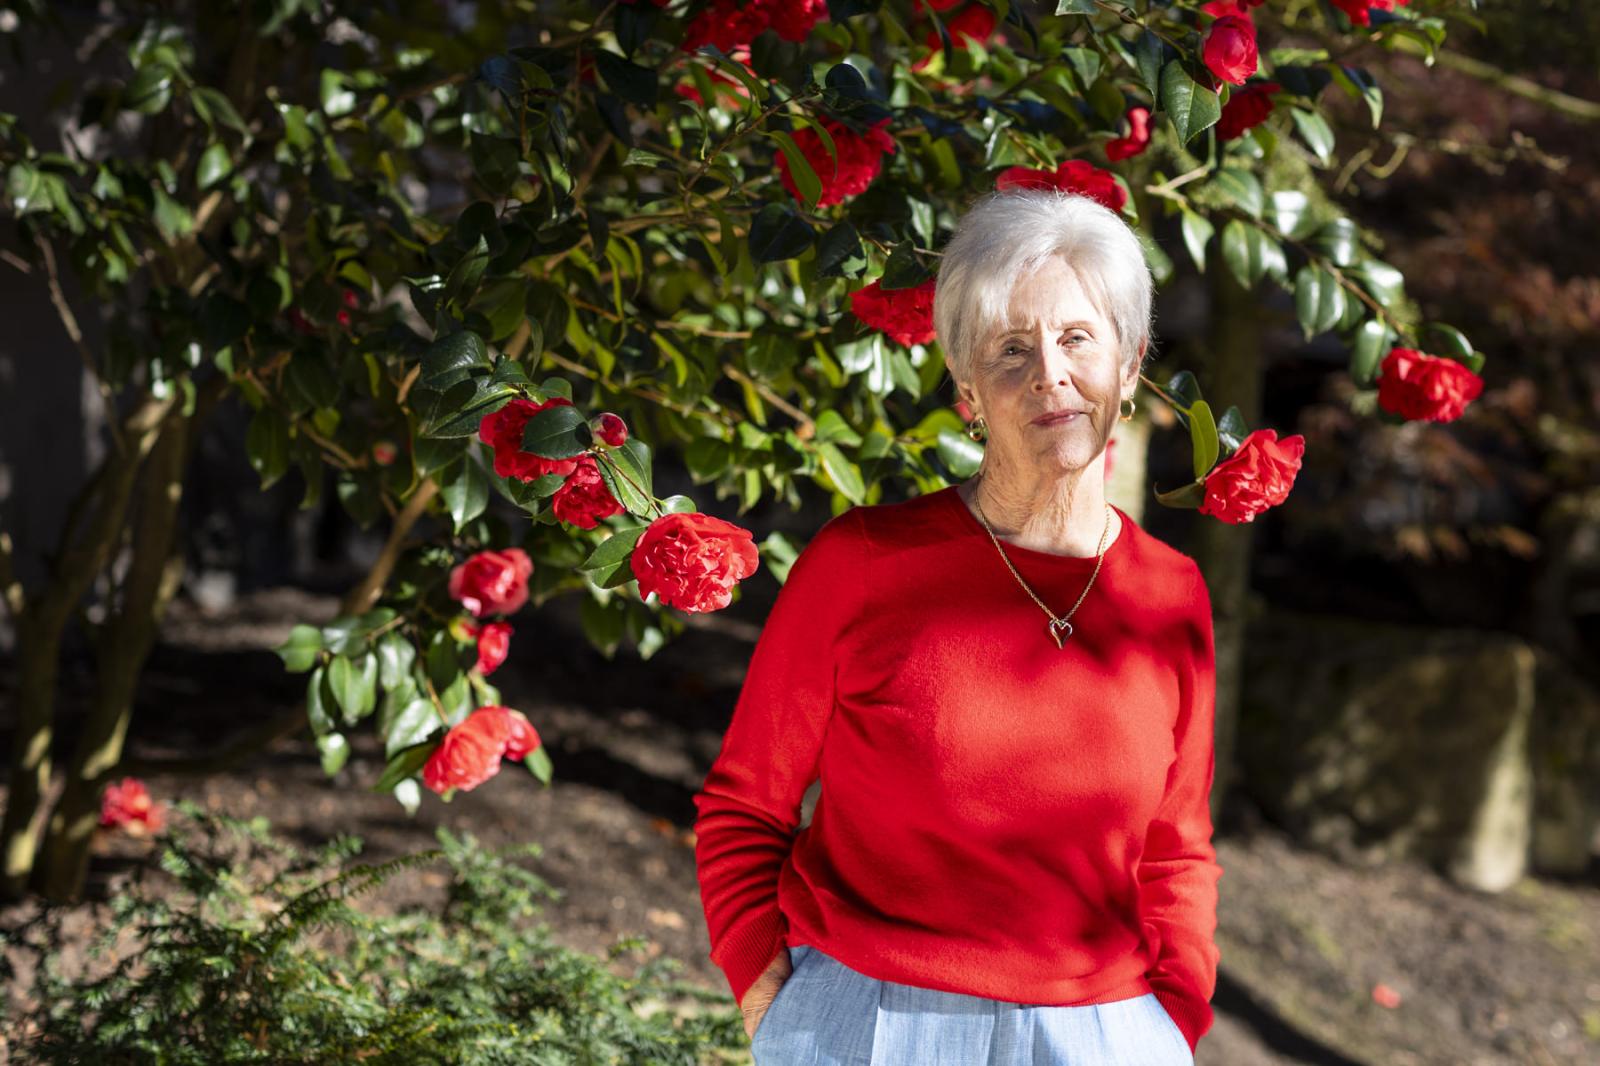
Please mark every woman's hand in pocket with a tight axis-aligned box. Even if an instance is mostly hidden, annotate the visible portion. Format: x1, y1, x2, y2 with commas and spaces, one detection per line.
739, 947, 795, 1041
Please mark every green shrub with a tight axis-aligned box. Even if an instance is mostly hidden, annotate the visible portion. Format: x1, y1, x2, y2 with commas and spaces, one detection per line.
4, 800, 744, 1064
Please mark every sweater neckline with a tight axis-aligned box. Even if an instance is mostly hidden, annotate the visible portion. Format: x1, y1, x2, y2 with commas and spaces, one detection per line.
940, 484, 1131, 570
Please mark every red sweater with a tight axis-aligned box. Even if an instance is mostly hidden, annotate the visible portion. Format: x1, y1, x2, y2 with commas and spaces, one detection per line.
691, 485, 1222, 1052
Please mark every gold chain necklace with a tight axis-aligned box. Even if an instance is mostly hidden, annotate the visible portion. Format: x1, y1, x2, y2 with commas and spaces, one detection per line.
971, 480, 1114, 650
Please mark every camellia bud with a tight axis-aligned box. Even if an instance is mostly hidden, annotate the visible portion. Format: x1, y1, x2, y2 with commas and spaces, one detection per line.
372, 440, 397, 466
341, 288, 360, 309
594, 412, 628, 448
448, 616, 479, 644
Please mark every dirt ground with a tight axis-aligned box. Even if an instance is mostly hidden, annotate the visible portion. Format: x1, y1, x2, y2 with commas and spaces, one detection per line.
2, 583, 1598, 1065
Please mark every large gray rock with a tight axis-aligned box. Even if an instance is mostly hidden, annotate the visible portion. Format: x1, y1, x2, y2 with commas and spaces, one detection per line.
1239, 609, 1597, 891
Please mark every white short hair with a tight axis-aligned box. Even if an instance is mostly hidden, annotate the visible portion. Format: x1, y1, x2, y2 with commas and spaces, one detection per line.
934, 189, 1155, 386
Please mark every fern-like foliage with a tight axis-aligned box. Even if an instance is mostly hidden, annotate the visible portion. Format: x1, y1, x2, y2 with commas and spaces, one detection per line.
7, 800, 745, 1064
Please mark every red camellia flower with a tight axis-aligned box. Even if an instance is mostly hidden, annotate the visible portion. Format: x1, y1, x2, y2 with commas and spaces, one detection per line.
1198, 428, 1306, 524
99, 776, 166, 835
551, 455, 626, 530
422, 705, 543, 796
994, 160, 1127, 214
1104, 107, 1152, 161
464, 619, 514, 675
912, 3, 998, 70
1202, 0, 1266, 21
631, 511, 761, 613
954, 398, 974, 423
1203, 15, 1258, 86
680, 0, 827, 53
448, 547, 534, 618
371, 440, 398, 466
1216, 80, 1281, 141
1331, 0, 1411, 27
779, 115, 898, 207
850, 278, 937, 347
594, 412, 629, 447
1376, 347, 1485, 423
478, 397, 581, 482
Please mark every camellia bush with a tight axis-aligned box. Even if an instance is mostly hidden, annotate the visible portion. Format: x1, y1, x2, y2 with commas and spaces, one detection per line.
1, 0, 1492, 899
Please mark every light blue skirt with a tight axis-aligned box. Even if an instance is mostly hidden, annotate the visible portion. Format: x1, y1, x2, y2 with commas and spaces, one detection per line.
751, 944, 1195, 1066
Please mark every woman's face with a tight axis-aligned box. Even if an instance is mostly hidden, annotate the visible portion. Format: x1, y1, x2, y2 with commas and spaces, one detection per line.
953, 255, 1140, 479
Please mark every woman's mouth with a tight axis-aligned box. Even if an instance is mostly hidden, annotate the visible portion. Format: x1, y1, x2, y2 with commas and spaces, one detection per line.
1031, 410, 1083, 427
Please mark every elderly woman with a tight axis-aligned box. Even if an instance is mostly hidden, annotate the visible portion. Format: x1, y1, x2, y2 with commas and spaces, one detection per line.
692, 189, 1221, 1066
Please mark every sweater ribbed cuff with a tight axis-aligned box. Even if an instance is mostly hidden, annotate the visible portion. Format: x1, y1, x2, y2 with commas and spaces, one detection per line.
711, 908, 787, 1008
1153, 987, 1211, 1054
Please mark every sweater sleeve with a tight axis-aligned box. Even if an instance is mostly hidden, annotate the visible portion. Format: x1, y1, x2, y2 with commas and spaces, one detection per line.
1138, 560, 1224, 1053
691, 506, 864, 1008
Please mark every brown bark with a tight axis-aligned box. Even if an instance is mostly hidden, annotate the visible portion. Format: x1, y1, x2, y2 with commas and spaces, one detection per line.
0, 392, 177, 900
1189, 241, 1267, 826
35, 379, 226, 900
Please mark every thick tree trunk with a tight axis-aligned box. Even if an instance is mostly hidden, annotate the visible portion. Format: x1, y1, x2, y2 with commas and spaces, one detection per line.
0, 393, 176, 899
1190, 243, 1267, 826
36, 401, 199, 900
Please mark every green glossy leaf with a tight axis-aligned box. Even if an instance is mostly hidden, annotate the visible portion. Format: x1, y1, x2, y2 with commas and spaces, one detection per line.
1220, 219, 1276, 288
765, 129, 822, 209
1348, 257, 1404, 306
306, 665, 337, 737
1291, 107, 1335, 166
523, 745, 553, 786
329, 651, 379, 726
317, 733, 350, 776
377, 631, 417, 689
1213, 167, 1263, 218
1310, 217, 1359, 267
196, 142, 231, 189
936, 428, 984, 478
749, 202, 815, 263
594, 438, 654, 516
125, 63, 174, 114
1331, 64, 1383, 128
594, 50, 658, 107
246, 408, 289, 490
1349, 317, 1393, 387
1425, 321, 1473, 361
274, 624, 323, 673
1294, 264, 1347, 338
419, 379, 523, 438
1216, 405, 1250, 456
1154, 479, 1207, 508
521, 403, 590, 459
816, 441, 865, 504
383, 690, 438, 757
373, 740, 437, 793
1189, 400, 1219, 479
420, 330, 491, 391
1180, 211, 1213, 273
441, 455, 489, 532
1160, 61, 1221, 146
1269, 190, 1314, 239
579, 522, 648, 575
393, 778, 422, 814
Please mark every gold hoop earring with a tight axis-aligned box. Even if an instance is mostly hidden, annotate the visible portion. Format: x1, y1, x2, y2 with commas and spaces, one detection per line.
1119, 398, 1136, 422
967, 415, 987, 442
